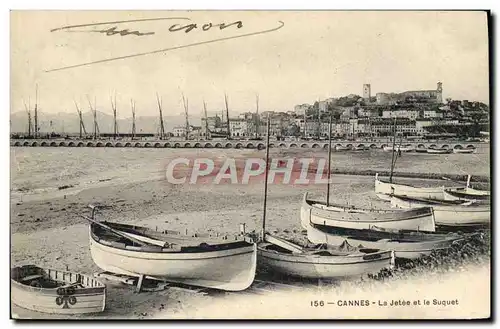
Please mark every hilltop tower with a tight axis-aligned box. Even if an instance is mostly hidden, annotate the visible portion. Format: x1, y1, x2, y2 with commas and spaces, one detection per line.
363, 84, 371, 101
437, 82, 443, 103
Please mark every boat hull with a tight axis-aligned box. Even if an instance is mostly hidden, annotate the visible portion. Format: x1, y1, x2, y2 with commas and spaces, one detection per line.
390, 195, 490, 227
453, 148, 475, 154
443, 189, 491, 202
374, 173, 462, 200
427, 149, 452, 154
89, 230, 257, 292
305, 223, 464, 260
11, 265, 106, 314
301, 193, 436, 232
257, 246, 394, 279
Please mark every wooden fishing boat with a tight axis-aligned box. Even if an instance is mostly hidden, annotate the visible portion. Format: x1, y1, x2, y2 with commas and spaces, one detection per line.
335, 145, 352, 151
256, 116, 394, 280
390, 195, 490, 227
453, 148, 475, 154
11, 265, 106, 314
89, 220, 257, 292
257, 234, 394, 279
427, 148, 453, 154
304, 222, 466, 260
383, 145, 414, 152
374, 173, 463, 200
301, 192, 436, 232
443, 189, 491, 202
352, 145, 368, 151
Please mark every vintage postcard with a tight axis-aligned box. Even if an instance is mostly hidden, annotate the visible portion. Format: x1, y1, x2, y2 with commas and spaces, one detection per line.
10, 10, 491, 320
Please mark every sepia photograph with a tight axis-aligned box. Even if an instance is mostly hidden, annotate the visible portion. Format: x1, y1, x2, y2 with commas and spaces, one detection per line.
9, 9, 491, 320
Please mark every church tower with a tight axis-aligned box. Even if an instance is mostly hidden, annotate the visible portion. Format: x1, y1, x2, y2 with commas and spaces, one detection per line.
436, 82, 443, 103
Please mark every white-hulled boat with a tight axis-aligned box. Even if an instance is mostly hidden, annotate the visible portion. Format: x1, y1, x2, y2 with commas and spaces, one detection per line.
453, 148, 475, 154
374, 173, 463, 201
256, 116, 394, 280
390, 195, 490, 227
427, 148, 453, 154
443, 188, 491, 203
257, 234, 394, 279
335, 145, 352, 151
301, 193, 436, 232
89, 221, 257, 292
11, 265, 106, 314
305, 221, 466, 260
383, 145, 414, 152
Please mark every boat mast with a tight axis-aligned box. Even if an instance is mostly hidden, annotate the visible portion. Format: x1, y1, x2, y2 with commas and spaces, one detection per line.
224, 93, 231, 139
304, 107, 307, 139
255, 94, 259, 138
203, 100, 209, 140
131, 99, 137, 139
261, 115, 271, 241
23, 98, 32, 138
111, 93, 118, 139
182, 93, 190, 141
34, 85, 38, 138
317, 99, 321, 139
326, 114, 333, 206
74, 100, 87, 138
156, 93, 166, 140
389, 117, 397, 183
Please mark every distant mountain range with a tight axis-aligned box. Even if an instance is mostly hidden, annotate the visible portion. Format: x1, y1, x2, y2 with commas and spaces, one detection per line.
9, 110, 229, 134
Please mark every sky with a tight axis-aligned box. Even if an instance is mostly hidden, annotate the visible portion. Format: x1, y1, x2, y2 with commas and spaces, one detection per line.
10, 10, 490, 118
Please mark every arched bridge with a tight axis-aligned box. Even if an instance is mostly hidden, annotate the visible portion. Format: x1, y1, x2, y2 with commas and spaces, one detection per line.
10, 139, 488, 154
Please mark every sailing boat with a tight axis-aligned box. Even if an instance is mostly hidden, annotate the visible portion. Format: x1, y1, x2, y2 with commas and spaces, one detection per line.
301, 117, 436, 232
86, 205, 257, 292
375, 119, 465, 200
257, 116, 394, 279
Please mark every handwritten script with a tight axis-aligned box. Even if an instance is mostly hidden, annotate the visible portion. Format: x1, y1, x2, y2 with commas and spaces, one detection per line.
48, 17, 284, 72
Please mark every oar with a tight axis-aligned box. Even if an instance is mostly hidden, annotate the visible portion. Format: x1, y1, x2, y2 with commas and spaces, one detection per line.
80, 214, 149, 247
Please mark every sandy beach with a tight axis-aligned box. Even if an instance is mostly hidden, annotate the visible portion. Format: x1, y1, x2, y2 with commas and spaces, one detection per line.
10, 147, 491, 319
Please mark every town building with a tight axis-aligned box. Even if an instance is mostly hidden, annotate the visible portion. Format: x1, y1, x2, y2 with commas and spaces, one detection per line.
376, 82, 443, 105
294, 104, 310, 116
363, 84, 371, 101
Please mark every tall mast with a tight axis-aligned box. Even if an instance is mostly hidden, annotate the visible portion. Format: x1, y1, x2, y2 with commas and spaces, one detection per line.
317, 99, 321, 139
23, 98, 32, 137
304, 106, 308, 139
261, 114, 271, 241
111, 93, 118, 139
389, 117, 397, 183
156, 93, 165, 139
131, 99, 136, 139
182, 93, 190, 141
255, 94, 260, 138
74, 100, 87, 138
203, 100, 209, 140
326, 115, 333, 206
224, 93, 231, 139
87, 96, 99, 139
34, 85, 38, 138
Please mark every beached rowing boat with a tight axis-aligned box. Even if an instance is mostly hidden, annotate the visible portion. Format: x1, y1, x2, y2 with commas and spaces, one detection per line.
257, 234, 394, 279
390, 195, 490, 227
443, 189, 491, 203
427, 148, 453, 154
374, 173, 463, 200
301, 192, 436, 232
11, 265, 106, 314
304, 222, 466, 260
383, 145, 414, 152
89, 221, 257, 292
453, 148, 475, 154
